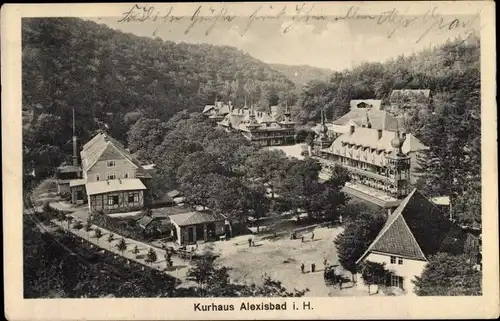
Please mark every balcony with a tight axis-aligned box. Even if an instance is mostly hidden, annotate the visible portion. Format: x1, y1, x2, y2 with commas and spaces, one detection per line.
316, 158, 391, 183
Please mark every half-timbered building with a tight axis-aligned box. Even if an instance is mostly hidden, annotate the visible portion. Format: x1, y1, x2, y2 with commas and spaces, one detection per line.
69, 131, 152, 214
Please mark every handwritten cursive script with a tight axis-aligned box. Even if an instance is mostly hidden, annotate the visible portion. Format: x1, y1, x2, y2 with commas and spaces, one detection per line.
116, 3, 481, 42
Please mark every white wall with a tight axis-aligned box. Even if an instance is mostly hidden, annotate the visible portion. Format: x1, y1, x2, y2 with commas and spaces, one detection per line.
362, 252, 427, 295
87, 158, 136, 182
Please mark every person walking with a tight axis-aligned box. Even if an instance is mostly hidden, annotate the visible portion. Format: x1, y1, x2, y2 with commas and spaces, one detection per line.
311, 232, 315, 240
339, 276, 343, 290
301, 263, 305, 274
311, 262, 316, 273
248, 237, 252, 247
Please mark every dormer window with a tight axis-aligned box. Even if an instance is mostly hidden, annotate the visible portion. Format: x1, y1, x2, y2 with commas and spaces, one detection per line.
107, 160, 116, 167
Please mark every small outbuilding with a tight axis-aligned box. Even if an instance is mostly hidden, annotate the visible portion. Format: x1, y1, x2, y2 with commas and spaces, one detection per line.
169, 211, 226, 245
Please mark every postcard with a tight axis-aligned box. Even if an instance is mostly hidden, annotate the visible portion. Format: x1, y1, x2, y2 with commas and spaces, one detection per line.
2, 1, 498, 320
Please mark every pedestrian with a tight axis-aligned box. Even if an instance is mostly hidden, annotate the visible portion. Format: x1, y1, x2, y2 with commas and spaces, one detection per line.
301, 236, 304, 243
248, 237, 252, 247
339, 276, 343, 290
311, 232, 315, 240
311, 262, 316, 273
301, 263, 305, 274
323, 258, 327, 267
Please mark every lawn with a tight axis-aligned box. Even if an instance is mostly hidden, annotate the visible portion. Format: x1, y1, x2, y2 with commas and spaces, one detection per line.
211, 226, 372, 297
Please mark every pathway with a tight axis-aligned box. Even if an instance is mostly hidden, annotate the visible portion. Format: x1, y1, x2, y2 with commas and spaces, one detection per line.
50, 217, 193, 283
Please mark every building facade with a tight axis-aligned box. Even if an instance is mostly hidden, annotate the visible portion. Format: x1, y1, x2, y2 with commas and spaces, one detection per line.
202, 99, 231, 123
217, 103, 296, 147
169, 211, 226, 245
70, 132, 152, 214
356, 189, 453, 295
315, 121, 427, 212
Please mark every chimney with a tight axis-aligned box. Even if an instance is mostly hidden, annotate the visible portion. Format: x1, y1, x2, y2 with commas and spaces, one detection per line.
350, 125, 355, 135
377, 129, 383, 140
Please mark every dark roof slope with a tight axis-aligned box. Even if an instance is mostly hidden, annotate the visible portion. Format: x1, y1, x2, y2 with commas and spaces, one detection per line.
357, 189, 452, 262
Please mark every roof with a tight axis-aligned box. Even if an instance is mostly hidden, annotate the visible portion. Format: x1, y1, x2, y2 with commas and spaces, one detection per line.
357, 189, 452, 263
80, 133, 151, 178
431, 196, 451, 206
202, 105, 215, 114
349, 99, 382, 111
327, 127, 427, 159
390, 89, 431, 101
332, 109, 401, 131
143, 164, 155, 170
218, 107, 293, 132
137, 216, 154, 227
69, 179, 86, 187
86, 178, 147, 196
57, 165, 82, 173
203, 102, 231, 116
169, 211, 225, 227
167, 190, 181, 198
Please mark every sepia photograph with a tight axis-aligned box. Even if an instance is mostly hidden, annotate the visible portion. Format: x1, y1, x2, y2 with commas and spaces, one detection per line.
2, 1, 498, 320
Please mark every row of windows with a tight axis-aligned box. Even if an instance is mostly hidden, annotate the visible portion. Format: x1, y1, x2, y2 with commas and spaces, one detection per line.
106, 192, 140, 205
390, 256, 404, 265
95, 172, 130, 181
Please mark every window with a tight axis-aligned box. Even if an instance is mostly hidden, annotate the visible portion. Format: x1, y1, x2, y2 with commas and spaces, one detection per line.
390, 256, 396, 264
123, 172, 129, 179
95, 174, 100, 181
391, 275, 405, 290
107, 160, 116, 167
107, 195, 119, 206
398, 257, 403, 265
128, 192, 139, 203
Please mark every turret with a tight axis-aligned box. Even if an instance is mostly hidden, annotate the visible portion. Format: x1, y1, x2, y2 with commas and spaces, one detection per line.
386, 124, 411, 199
247, 104, 260, 131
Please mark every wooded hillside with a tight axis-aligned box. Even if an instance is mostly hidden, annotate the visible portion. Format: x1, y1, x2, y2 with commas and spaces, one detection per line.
269, 64, 333, 87
22, 18, 296, 176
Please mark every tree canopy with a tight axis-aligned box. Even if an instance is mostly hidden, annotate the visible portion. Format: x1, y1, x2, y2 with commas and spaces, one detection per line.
412, 252, 482, 296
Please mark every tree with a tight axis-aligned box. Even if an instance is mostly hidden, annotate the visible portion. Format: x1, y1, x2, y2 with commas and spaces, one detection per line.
66, 215, 74, 231
94, 228, 103, 244
412, 253, 482, 296
333, 211, 386, 280
244, 149, 291, 199
116, 238, 127, 255
145, 248, 158, 265
107, 233, 114, 248
186, 253, 217, 292
358, 260, 393, 294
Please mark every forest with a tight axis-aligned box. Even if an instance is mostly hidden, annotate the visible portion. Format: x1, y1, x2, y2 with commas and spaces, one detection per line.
22, 18, 481, 227
22, 18, 296, 177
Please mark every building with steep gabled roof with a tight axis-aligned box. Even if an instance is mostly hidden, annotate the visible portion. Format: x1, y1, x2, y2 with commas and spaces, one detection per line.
202, 100, 231, 122
70, 131, 152, 214
216, 102, 296, 147
355, 188, 454, 295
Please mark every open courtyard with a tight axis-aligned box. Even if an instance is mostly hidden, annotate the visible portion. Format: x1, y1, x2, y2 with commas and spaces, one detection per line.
211, 226, 373, 297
